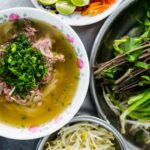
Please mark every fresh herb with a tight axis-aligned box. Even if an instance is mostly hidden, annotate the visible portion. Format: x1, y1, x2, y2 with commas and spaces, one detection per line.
61, 102, 64, 106
50, 93, 54, 97
63, 86, 67, 91
94, 5, 150, 139
21, 116, 27, 120
47, 108, 51, 112
74, 75, 79, 80
0, 34, 48, 98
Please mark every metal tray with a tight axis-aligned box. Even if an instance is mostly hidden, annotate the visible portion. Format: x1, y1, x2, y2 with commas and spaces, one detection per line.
90, 0, 150, 149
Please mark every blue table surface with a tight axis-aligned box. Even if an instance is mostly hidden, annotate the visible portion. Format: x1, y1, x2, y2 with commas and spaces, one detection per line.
0, 0, 104, 149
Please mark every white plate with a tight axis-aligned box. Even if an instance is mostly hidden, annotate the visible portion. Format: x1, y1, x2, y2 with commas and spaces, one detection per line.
31, 0, 123, 26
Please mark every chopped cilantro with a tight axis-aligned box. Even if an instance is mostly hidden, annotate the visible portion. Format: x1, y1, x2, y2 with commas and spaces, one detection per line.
0, 34, 48, 98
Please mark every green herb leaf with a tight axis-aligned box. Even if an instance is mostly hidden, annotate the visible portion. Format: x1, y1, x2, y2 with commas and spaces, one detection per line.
0, 34, 48, 98
123, 37, 141, 52
135, 61, 149, 69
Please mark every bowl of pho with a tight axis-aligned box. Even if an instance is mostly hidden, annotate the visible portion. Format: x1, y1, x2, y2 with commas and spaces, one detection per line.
0, 7, 89, 140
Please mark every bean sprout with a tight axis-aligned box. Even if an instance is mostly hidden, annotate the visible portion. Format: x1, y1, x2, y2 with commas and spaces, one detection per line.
45, 122, 115, 150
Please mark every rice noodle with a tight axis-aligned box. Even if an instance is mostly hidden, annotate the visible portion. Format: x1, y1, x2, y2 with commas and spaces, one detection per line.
45, 122, 115, 150
39, 49, 53, 59
8, 87, 16, 96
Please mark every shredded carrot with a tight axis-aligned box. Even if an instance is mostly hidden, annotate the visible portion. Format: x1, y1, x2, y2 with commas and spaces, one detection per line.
89, 4, 110, 16
105, 0, 116, 4
80, 0, 116, 16
81, 8, 90, 16
90, 2, 102, 7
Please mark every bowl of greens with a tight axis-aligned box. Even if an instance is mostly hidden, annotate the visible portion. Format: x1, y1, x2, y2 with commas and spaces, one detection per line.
90, 0, 150, 149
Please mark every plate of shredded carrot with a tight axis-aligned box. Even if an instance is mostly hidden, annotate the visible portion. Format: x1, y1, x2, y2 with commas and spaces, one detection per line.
31, 0, 123, 26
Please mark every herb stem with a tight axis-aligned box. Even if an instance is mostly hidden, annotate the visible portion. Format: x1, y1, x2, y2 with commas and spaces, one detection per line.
120, 90, 150, 121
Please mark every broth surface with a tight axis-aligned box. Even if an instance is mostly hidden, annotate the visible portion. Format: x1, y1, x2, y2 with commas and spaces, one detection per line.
0, 19, 79, 127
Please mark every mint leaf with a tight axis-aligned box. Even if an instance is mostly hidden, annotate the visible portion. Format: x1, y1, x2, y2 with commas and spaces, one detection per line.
123, 37, 141, 52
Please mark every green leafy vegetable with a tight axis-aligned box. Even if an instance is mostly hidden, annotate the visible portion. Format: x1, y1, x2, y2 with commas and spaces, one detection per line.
0, 34, 48, 98
94, 3, 150, 141
135, 61, 149, 69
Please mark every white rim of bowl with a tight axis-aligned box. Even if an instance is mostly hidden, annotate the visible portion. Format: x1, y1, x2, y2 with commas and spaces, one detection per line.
0, 7, 90, 140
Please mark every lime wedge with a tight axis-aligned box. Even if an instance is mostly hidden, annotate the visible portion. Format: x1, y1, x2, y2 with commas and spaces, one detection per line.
56, 1, 76, 15
71, 0, 89, 7
38, 0, 58, 5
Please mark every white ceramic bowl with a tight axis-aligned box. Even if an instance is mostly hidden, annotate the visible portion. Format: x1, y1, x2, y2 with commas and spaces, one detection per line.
31, 0, 123, 26
0, 7, 89, 140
